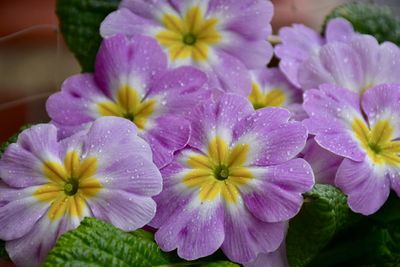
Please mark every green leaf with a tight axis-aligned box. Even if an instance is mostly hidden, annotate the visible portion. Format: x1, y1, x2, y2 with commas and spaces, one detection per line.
325, 2, 400, 46
44, 218, 239, 267
286, 184, 360, 267
56, 0, 121, 72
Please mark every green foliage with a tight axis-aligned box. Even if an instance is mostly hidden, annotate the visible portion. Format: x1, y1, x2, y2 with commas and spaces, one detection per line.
325, 2, 400, 46
56, 0, 121, 72
44, 218, 239, 267
286, 184, 360, 267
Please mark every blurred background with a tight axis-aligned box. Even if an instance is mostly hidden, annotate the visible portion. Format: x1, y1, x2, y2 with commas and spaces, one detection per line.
0, 0, 400, 143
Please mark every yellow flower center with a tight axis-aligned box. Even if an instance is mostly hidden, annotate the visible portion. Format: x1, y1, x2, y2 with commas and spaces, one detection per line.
248, 82, 286, 110
96, 85, 157, 130
33, 151, 102, 221
352, 118, 400, 165
156, 6, 221, 62
183, 137, 252, 204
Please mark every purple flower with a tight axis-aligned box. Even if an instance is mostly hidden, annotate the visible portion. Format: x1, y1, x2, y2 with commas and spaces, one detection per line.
46, 34, 209, 168
275, 18, 355, 88
303, 83, 400, 215
0, 117, 162, 266
150, 94, 314, 263
299, 35, 400, 93
248, 67, 305, 120
100, 0, 274, 95
300, 138, 343, 185
244, 240, 289, 267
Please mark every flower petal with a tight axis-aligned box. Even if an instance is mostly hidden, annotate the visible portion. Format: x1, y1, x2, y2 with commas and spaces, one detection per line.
0, 187, 49, 240
95, 34, 167, 98
221, 201, 285, 263
234, 108, 307, 165
325, 18, 355, 43
100, 8, 157, 38
244, 159, 314, 222
88, 189, 157, 231
335, 158, 391, 215
301, 138, 343, 184
155, 200, 225, 260
5, 212, 78, 267
0, 124, 61, 187
188, 94, 253, 151
143, 115, 191, 168
303, 84, 365, 161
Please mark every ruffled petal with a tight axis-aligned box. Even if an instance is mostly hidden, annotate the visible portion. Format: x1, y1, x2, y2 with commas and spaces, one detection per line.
303, 84, 366, 161
244, 159, 314, 222
100, 8, 157, 38
87, 189, 157, 231
143, 115, 191, 168
95, 34, 167, 98
234, 108, 307, 166
335, 158, 391, 215
0, 187, 49, 240
155, 199, 225, 260
325, 18, 355, 43
188, 94, 253, 151
0, 124, 60, 187
6, 212, 79, 267
301, 138, 343, 184
221, 200, 285, 263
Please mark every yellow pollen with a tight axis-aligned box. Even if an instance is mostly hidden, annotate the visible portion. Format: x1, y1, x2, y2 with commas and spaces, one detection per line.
34, 151, 102, 221
248, 83, 286, 109
96, 85, 157, 130
352, 118, 400, 165
156, 6, 221, 62
183, 137, 252, 203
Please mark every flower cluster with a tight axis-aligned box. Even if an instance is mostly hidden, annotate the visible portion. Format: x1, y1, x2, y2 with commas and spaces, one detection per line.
1, 0, 400, 267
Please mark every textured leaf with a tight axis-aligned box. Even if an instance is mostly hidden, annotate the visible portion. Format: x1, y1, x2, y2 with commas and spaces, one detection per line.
43, 218, 174, 267
325, 2, 400, 46
43, 218, 239, 267
0, 240, 8, 260
56, 0, 121, 72
286, 184, 360, 267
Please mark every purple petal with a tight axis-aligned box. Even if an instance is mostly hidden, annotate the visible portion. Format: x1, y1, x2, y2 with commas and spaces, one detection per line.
6, 213, 78, 267
299, 42, 364, 92
95, 34, 167, 98
234, 108, 307, 165
0, 187, 49, 240
97, 156, 162, 197
147, 66, 210, 116
244, 240, 289, 267
155, 201, 225, 260
208, 0, 273, 40
244, 159, 314, 223
100, 8, 157, 38
0, 124, 60, 187
208, 50, 252, 95
362, 84, 400, 130
221, 38, 273, 69
188, 94, 253, 151
221, 203, 285, 263
303, 84, 365, 161
46, 74, 101, 127
373, 41, 400, 85
325, 18, 355, 43
87, 189, 157, 231
301, 138, 343, 185
120, 0, 160, 19
143, 115, 191, 168
275, 24, 323, 88
335, 159, 390, 215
